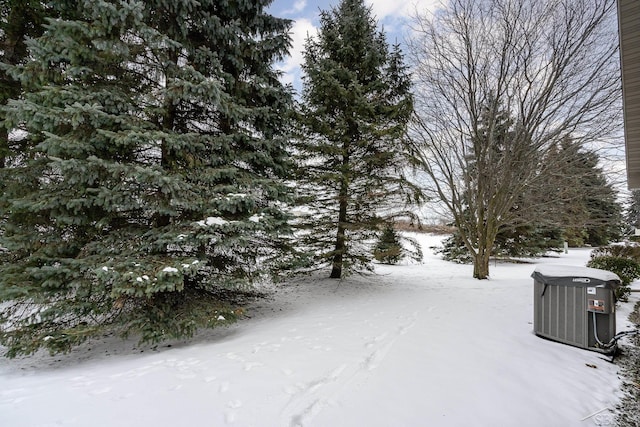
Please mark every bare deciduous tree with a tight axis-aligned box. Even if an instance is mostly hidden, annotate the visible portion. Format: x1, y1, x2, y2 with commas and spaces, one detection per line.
408, 0, 621, 279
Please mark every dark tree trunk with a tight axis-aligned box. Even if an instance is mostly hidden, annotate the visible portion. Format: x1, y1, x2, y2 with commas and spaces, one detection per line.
472, 251, 490, 279
330, 191, 348, 279
331, 145, 350, 279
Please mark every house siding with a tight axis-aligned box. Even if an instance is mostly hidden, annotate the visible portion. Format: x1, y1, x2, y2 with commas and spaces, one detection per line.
619, 0, 640, 189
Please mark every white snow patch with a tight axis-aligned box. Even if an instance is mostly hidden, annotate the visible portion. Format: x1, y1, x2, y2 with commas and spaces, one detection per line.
289, 205, 314, 217
217, 315, 226, 321
196, 217, 228, 227
0, 234, 631, 427
248, 214, 262, 223
136, 277, 143, 283
142, 275, 149, 281
534, 264, 621, 282
162, 267, 179, 273
101, 266, 109, 272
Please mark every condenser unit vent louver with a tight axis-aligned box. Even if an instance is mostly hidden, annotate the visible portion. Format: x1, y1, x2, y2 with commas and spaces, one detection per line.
532, 265, 620, 354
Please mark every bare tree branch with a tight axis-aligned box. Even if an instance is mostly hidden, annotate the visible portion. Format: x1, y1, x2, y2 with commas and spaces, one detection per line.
408, 0, 621, 278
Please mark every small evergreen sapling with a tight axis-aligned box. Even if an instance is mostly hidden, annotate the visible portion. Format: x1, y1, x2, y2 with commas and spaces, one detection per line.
373, 225, 424, 265
374, 226, 403, 264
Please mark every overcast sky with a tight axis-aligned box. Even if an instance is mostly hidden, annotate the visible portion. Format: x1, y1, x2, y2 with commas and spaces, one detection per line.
267, 0, 441, 91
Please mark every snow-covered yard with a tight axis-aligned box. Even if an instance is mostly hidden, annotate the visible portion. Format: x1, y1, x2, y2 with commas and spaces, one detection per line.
1, 234, 636, 427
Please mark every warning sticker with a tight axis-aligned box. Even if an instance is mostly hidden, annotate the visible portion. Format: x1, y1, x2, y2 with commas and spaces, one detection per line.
588, 299, 605, 312
587, 287, 596, 295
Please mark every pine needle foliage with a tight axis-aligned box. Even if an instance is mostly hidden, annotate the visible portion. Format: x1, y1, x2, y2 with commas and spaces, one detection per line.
0, 0, 295, 357
624, 190, 640, 237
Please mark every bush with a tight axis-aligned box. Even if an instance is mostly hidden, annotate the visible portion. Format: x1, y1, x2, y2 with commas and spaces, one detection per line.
591, 244, 640, 262
436, 227, 563, 264
586, 255, 640, 302
435, 233, 472, 264
615, 301, 640, 427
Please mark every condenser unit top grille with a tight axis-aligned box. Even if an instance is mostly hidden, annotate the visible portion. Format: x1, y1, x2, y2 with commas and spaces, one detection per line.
532, 265, 621, 288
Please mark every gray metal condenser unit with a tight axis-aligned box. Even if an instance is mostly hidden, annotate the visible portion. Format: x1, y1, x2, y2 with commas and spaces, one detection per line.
532, 265, 621, 354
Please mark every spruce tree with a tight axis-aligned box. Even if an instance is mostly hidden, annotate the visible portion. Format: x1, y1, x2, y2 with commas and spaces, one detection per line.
295, 0, 423, 278
373, 224, 422, 265
0, 0, 49, 171
373, 226, 402, 264
625, 190, 640, 236
550, 138, 622, 246
0, 0, 294, 357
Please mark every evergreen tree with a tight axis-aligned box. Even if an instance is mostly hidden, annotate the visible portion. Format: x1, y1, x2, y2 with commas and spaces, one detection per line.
295, 0, 423, 278
373, 226, 403, 264
0, 0, 48, 169
582, 173, 622, 246
0, 0, 294, 357
492, 224, 564, 257
625, 190, 640, 236
373, 224, 423, 265
549, 138, 622, 246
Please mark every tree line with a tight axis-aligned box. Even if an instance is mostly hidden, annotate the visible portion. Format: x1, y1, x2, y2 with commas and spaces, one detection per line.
0, 0, 626, 356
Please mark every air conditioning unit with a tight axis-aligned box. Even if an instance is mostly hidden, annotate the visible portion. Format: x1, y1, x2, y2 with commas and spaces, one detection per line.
532, 265, 621, 354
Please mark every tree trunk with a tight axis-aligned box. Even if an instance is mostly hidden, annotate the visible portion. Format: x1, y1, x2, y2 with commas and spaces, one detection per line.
330, 193, 348, 279
474, 232, 491, 279
0, 127, 6, 169
472, 251, 490, 279
157, 105, 174, 228
330, 136, 351, 279
157, 48, 178, 229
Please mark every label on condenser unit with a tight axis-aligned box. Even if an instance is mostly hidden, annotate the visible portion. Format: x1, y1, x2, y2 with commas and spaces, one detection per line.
588, 299, 605, 312
587, 287, 597, 295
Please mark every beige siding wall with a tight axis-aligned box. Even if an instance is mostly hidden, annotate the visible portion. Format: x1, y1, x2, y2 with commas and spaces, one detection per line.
619, 0, 640, 189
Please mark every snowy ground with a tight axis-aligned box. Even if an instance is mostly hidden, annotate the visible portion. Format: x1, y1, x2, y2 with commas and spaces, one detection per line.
1, 234, 637, 427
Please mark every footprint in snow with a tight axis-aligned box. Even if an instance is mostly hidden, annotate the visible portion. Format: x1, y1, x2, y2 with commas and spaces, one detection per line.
364, 332, 388, 349
110, 392, 134, 401
225, 411, 236, 424
243, 362, 263, 371
227, 400, 242, 409
282, 368, 294, 376
225, 403, 243, 425
89, 387, 112, 396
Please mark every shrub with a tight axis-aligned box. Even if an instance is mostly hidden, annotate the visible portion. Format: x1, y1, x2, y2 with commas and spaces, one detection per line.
435, 233, 472, 264
586, 256, 640, 302
591, 244, 640, 263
